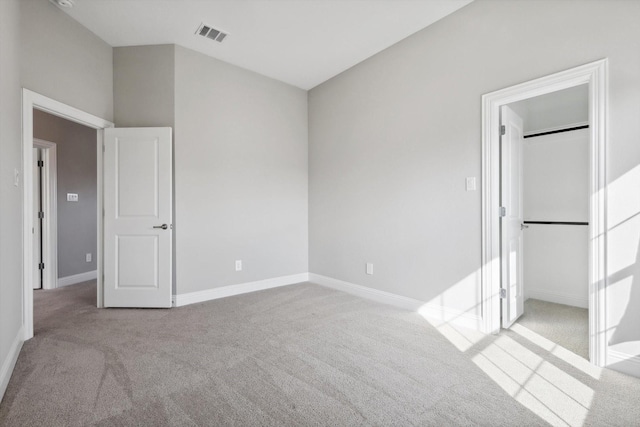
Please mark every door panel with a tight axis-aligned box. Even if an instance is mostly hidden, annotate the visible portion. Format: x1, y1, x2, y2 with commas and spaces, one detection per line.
104, 127, 172, 308
116, 138, 159, 217
501, 105, 525, 328
116, 235, 159, 289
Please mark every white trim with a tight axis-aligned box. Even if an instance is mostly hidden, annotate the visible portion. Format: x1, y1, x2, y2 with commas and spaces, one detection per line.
23, 89, 114, 341
310, 273, 422, 311
525, 290, 588, 309
57, 270, 98, 287
309, 273, 482, 330
523, 121, 589, 138
607, 350, 640, 378
0, 326, 24, 403
32, 139, 58, 290
480, 59, 608, 367
173, 273, 310, 307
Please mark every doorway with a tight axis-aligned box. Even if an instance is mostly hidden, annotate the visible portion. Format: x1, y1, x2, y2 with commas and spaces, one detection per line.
480, 59, 608, 366
506, 85, 590, 359
22, 89, 113, 340
32, 110, 99, 294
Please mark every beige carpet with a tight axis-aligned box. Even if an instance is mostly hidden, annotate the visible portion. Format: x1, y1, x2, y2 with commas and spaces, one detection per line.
518, 299, 589, 360
1, 281, 639, 426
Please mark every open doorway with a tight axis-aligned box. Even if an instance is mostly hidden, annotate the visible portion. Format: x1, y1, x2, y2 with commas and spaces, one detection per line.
32, 110, 98, 295
22, 89, 113, 341
506, 85, 590, 359
481, 59, 608, 367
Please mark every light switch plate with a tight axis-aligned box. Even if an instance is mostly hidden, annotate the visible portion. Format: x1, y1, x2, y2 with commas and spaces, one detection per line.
465, 177, 477, 191
366, 263, 374, 275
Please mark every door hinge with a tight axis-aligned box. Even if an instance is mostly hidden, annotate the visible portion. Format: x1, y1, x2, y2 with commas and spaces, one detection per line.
38, 211, 44, 219
499, 288, 506, 299
37, 160, 44, 167
38, 262, 45, 270
500, 125, 506, 136
499, 206, 506, 217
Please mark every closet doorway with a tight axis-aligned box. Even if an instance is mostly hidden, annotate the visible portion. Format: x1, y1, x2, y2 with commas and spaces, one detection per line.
507, 85, 590, 359
480, 59, 608, 367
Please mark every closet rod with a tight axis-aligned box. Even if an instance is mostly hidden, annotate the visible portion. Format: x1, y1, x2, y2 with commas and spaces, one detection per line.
523, 221, 589, 226
523, 124, 589, 139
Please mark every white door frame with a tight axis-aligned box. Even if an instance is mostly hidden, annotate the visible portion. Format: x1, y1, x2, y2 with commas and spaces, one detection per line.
32, 138, 57, 290
22, 89, 114, 340
480, 59, 608, 366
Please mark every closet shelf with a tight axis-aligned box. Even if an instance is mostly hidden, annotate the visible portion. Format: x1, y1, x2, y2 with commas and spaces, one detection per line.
523, 221, 589, 226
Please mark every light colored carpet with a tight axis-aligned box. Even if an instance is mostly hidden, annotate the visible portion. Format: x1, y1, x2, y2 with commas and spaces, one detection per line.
518, 299, 589, 360
1, 281, 639, 426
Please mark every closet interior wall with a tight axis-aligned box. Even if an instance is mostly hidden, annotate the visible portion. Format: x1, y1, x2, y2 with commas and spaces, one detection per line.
522, 127, 590, 308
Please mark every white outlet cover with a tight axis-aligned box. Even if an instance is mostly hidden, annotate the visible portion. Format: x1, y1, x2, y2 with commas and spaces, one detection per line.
235, 260, 242, 271
67, 193, 79, 202
366, 263, 374, 275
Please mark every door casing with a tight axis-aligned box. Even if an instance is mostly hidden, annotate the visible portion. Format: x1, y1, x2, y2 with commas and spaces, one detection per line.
481, 59, 608, 367
22, 89, 114, 340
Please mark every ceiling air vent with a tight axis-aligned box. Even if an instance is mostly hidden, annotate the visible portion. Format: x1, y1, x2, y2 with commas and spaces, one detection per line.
196, 23, 228, 43
49, 0, 75, 8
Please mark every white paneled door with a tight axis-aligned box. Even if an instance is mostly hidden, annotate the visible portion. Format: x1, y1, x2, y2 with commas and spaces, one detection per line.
500, 106, 525, 328
104, 128, 172, 308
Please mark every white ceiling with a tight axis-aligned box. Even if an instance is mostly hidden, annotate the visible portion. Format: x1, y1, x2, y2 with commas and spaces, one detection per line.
509, 85, 589, 134
58, 0, 473, 90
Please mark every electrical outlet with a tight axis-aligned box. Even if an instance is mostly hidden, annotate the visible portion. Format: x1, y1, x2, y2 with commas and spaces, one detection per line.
366, 263, 374, 275
86, 253, 92, 263
67, 193, 78, 202
235, 260, 242, 271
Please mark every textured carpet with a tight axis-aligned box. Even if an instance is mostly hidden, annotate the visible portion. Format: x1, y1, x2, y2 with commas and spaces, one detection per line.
1, 281, 639, 426
518, 299, 589, 360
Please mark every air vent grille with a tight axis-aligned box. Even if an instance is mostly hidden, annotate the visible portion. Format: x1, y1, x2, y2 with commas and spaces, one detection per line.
196, 24, 228, 43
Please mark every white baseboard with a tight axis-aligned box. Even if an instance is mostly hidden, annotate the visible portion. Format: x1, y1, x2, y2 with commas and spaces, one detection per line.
0, 326, 24, 403
57, 270, 97, 288
308, 273, 482, 330
608, 350, 640, 378
173, 273, 310, 307
525, 288, 588, 309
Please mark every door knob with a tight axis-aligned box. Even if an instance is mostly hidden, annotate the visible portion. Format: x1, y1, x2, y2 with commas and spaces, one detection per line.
153, 224, 168, 230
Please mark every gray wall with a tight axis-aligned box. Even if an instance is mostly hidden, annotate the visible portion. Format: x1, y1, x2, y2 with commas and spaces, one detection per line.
309, 0, 640, 366
34, 110, 98, 278
174, 46, 308, 293
0, 0, 24, 396
114, 45, 175, 128
20, 0, 113, 121
114, 45, 309, 295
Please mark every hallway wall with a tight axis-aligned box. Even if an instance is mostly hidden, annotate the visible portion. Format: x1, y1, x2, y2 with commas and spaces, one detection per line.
33, 110, 98, 280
